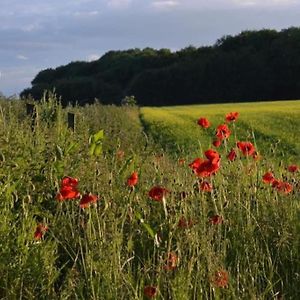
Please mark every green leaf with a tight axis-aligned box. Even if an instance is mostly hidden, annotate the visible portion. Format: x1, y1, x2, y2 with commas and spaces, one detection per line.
94, 144, 103, 156
91, 130, 104, 144
135, 211, 142, 220
54, 161, 64, 175
135, 212, 155, 238
89, 143, 96, 156
89, 130, 104, 156
65, 142, 79, 154
141, 223, 155, 238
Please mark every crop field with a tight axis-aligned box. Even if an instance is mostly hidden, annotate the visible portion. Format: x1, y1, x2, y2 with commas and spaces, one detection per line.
141, 100, 300, 164
0, 96, 299, 299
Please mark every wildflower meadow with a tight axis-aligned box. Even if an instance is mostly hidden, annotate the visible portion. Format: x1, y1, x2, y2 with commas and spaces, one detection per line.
0, 95, 299, 299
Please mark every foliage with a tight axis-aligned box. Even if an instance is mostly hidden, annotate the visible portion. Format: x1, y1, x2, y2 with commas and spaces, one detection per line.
21, 27, 300, 106
121, 95, 137, 106
89, 130, 104, 156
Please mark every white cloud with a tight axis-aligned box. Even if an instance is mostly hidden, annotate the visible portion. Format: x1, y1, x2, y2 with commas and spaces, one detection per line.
232, 0, 298, 6
21, 23, 41, 32
16, 54, 28, 60
73, 10, 100, 17
152, 0, 180, 9
87, 54, 100, 61
1, 0, 300, 96
107, 0, 132, 9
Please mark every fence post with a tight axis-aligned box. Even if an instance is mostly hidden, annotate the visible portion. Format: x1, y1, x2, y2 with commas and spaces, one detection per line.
26, 103, 37, 131
67, 112, 75, 132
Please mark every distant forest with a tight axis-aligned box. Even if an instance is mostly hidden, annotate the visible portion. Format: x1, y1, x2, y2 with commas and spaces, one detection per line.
21, 27, 300, 106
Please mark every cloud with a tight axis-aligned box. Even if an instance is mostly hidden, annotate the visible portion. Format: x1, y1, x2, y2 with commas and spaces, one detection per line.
21, 22, 42, 32
16, 54, 28, 60
1, 0, 300, 96
232, 0, 298, 6
151, 1, 180, 9
73, 10, 100, 17
107, 0, 132, 9
87, 54, 101, 61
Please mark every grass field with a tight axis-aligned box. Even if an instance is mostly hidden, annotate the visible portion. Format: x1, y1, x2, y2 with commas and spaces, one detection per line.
0, 96, 299, 299
141, 100, 300, 164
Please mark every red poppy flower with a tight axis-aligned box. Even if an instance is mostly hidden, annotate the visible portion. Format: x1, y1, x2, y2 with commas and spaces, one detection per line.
262, 172, 275, 184
144, 286, 157, 298
205, 149, 221, 164
149, 186, 169, 202
288, 165, 299, 173
190, 150, 221, 177
271, 179, 280, 188
225, 112, 239, 122
56, 176, 80, 201
178, 216, 194, 228
237, 141, 256, 156
127, 171, 138, 187
272, 180, 293, 194
194, 160, 220, 177
197, 117, 211, 128
164, 252, 178, 271
281, 182, 293, 194
79, 193, 98, 208
34, 224, 48, 240
61, 176, 78, 188
227, 148, 237, 161
56, 185, 81, 201
213, 139, 222, 148
200, 181, 213, 192
216, 124, 231, 140
209, 215, 223, 225
212, 270, 229, 288
189, 158, 203, 170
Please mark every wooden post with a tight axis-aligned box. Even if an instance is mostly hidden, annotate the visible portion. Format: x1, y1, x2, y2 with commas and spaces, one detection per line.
26, 103, 37, 131
67, 112, 75, 132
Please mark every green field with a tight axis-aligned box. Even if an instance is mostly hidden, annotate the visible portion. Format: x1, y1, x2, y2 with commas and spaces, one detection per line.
0, 97, 299, 299
141, 100, 300, 164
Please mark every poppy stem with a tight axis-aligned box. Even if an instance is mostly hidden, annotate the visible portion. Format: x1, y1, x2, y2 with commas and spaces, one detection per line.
223, 138, 228, 154
162, 196, 168, 219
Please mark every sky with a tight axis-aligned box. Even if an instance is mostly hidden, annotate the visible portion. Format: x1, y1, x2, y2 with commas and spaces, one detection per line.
1, 0, 300, 96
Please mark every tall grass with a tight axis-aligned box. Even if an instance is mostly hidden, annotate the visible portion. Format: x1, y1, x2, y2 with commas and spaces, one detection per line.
0, 96, 299, 299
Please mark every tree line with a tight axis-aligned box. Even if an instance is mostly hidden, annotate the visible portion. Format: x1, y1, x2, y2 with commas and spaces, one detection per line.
21, 27, 300, 106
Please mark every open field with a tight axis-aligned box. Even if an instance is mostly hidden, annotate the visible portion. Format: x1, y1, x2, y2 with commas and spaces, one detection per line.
141, 100, 300, 164
0, 97, 299, 299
